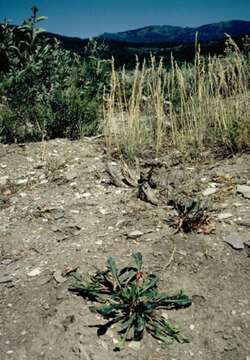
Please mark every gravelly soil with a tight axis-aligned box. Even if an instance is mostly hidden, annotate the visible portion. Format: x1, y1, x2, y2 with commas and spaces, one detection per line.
0, 139, 249, 360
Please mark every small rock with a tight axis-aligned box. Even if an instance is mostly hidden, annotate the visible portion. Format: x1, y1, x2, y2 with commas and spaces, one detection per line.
65, 172, 78, 182
9, 197, 18, 205
27, 268, 41, 277
95, 240, 103, 245
233, 202, 242, 207
218, 213, 233, 221
178, 250, 187, 256
99, 208, 108, 215
82, 192, 91, 198
128, 341, 141, 351
237, 185, 250, 199
15, 178, 28, 186
70, 209, 80, 214
209, 182, 218, 188
112, 338, 119, 345
202, 187, 217, 196
0, 176, 9, 186
189, 324, 195, 330
127, 230, 144, 239
224, 233, 244, 250
53, 270, 66, 284
0, 275, 13, 285
6, 350, 14, 355
195, 251, 204, 258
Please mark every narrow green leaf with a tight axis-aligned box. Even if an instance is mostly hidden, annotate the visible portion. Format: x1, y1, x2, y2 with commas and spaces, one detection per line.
132, 252, 143, 271
107, 256, 121, 288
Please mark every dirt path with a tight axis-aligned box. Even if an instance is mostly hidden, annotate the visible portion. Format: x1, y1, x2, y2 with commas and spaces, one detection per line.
0, 139, 250, 360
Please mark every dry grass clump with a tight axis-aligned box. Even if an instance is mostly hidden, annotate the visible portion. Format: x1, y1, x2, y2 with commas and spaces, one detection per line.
102, 37, 250, 158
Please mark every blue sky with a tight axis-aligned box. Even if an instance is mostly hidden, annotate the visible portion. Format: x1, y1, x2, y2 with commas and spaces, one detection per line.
1, 0, 250, 38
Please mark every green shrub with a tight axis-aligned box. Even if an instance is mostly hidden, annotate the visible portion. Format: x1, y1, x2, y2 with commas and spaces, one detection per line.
0, 7, 111, 143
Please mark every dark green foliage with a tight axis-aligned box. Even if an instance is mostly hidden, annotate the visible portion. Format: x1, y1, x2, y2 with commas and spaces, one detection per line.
70, 252, 191, 351
0, 8, 111, 143
168, 200, 211, 233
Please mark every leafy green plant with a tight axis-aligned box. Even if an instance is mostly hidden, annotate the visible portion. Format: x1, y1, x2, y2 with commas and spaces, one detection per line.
168, 200, 213, 233
70, 252, 192, 351
0, 7, 111, 143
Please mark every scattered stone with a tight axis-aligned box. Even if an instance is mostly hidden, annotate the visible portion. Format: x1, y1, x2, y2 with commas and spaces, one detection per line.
189, 324, 195, 330
65, 172, 78, 182
0, 275, 13, 285
128, 341, 141, 351
233, 202, 242, 207
53, 270, 66, 284
9, 196, 18, 205
27, 267, 41, 277
70, 209, 80, 214
112, 338, 119, 345
218, 213, 233, 221
195, 251, 204, 258
1, 259, 13, 266
95, 240, 103, 245
15, 178, 28, 186
6, 350, 14, 355
237, 185, 250, 199
82, 192, 91, 198
202, 187, 217, 196
0, 176, 9, 186
209, 182, 218, 188
127, 230, 144, 239
177, 250, 187, 256
224, 233, 245, 250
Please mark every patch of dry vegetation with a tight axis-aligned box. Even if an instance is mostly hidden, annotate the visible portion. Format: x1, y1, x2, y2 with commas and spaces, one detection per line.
102, 37, 250, 158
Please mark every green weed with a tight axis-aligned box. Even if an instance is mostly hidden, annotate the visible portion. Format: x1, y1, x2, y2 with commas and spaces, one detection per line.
70, 252, 192, 351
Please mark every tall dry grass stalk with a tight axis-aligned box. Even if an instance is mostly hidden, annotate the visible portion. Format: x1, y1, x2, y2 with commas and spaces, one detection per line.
102, 38, 250, 158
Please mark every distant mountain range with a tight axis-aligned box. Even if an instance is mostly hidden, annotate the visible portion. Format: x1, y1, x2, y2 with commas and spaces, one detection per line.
2, 20, 249, 66
99, 20, 250, 44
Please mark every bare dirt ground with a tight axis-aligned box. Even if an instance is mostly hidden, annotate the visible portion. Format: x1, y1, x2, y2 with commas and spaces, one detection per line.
0, 139, 250, 360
